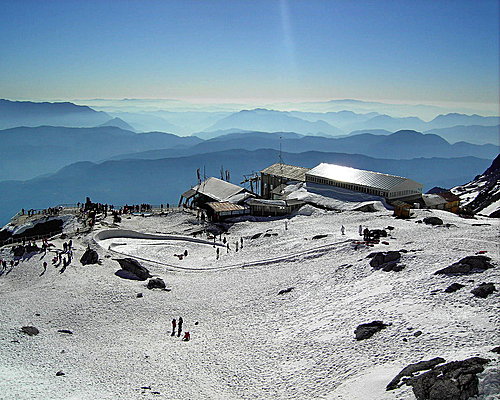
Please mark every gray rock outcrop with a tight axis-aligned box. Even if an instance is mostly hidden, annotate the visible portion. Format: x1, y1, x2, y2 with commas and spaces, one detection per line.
387, 357, 445, 391
354, 320, 390, 340
21, 326, 39, 336
115, 258, 151, 281
435, 255, 493, 275
471, 282, 496, 298
423, 217, 443, 225
369, 251, 403, 272
80, 247, 99, 265
444, 283, 465, 293
407, 357, 490, 400
147, 277, 166, 290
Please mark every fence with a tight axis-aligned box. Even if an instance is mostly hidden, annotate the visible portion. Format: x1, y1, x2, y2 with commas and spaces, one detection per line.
2, 204, 191, 248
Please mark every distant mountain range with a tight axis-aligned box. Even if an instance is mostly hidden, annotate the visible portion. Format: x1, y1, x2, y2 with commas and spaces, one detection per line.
0, 148, 491, 225
0, 126, 202, 180
2, 100, 498, 143
98, 117, 137, 132
204, 108, 344, 136
0, 99, 110, 129
424, 125, 499, 145
112, 130, 498, 162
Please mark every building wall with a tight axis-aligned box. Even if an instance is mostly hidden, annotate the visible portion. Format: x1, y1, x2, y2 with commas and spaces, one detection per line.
261, 173, 286, 199
306, 173, 422, 201
306, 174, 389, 197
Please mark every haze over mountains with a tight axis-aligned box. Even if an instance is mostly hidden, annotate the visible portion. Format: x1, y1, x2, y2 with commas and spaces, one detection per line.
0, 98, 498, 224
0, 148, 491, 225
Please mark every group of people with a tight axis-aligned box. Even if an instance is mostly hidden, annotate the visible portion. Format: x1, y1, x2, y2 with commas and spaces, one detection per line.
122, 204, 152, 214
20, 207, 62, 217
171, 317, 190, 341
49, 239, 73, 273
0, 259, 14, 276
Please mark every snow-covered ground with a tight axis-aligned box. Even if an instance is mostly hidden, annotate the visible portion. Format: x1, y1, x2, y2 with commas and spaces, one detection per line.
0, 208, 498, 399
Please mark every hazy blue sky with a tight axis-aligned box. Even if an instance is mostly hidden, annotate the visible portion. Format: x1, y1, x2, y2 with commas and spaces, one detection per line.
1, 0, 498, 108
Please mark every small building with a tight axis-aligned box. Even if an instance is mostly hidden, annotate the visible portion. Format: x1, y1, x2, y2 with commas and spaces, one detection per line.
260, 163, 310, 199
392, 200, 412, 218
422, 191, 460, 213
205, 202, 250, 221
305, 163, 423, 202
247, 198, 305, 217
179, 177, 253, 208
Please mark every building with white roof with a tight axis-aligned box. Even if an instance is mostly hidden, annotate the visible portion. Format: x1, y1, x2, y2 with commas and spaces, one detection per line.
180, 177, 254, 207
305, 163, 423, 201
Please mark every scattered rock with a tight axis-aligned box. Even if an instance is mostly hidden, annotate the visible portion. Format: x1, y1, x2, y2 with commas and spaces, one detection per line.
278, 287, 294, 295
147, 278, 166, 290
407, 357, 490, 400
471, 282, 496, 298
56, 370, 65, 376
490, 346, 500, 354
57, 329, 73, 334
386, 357, 446, 391
21, 326, 39, 336
444, 283, 465, 293
414, 330, 423, 337
354, 320, 390, 340
115, 258, 151, 281
251, 233, 262, 239
137, 293, 143, 298
435, 255, 493, 275
312, 234, 328, 240
423, 217, 443, 225
369, 251, 402, 271
80, 247, 99, 265
263, 232, 278, 237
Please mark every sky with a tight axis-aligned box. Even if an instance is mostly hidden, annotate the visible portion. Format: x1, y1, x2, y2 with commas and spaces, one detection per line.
0, 0, 499, 111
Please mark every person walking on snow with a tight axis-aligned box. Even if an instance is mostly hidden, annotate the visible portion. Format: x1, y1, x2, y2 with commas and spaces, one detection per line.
341, 225, 345, 235
177, 317, 183, 337
171, 318, 176, 336
359, 225, 363, 236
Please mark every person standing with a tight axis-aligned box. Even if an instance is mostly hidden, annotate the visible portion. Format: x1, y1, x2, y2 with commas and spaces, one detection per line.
359, 225, 363, 236
177, 317, 183, 337
341, 225, 345, 235
216, 248, 220, 260
171, 318, 176, 336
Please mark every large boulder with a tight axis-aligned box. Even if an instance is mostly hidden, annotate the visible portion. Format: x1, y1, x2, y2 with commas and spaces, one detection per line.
407, 357, 489, 400
369, 251, 402, 271
435, 255, 493, 275
21, 326, 39, 336
471, 282, 496, 298
444, 283, 465, 293
147, 278, 166, 290
423, 217, 443, 226
387, 357, 446, 391
80, 247, 99, 265
115, 258, 151, 281
354, 320, 390, 340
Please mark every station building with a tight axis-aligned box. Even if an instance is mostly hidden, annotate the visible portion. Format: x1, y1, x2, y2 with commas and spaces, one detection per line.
305, 163, 423, 201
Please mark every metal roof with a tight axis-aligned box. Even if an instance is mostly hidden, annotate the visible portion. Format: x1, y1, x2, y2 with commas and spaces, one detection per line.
260, 163, 309, 181
206, 202, 248, 213
306, 163, 418, 192
184, 177, 246, 201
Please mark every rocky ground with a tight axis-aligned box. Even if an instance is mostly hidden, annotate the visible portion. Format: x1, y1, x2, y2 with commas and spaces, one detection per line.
0, 207, 498, 399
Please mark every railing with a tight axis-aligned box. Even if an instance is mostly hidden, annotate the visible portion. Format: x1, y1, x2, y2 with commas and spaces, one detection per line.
2, 204, 192, 248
